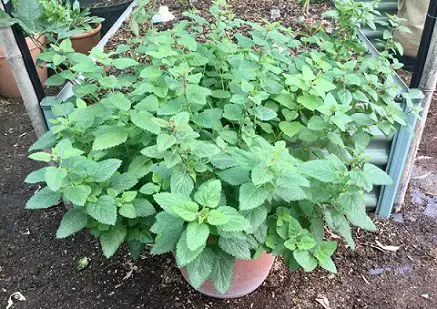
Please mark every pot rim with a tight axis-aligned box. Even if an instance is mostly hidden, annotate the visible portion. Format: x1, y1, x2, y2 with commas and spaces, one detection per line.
70, 23, 102, 40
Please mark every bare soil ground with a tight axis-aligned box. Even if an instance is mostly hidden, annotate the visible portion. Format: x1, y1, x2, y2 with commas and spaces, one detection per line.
1, 1, 437, 308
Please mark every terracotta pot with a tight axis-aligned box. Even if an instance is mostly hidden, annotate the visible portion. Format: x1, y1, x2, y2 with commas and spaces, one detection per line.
179, 251, 275, 299
0, 36, 47, 99
70, 23, 102, 55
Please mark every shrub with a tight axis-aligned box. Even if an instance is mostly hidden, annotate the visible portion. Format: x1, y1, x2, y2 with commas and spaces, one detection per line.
26, 0, 419, 294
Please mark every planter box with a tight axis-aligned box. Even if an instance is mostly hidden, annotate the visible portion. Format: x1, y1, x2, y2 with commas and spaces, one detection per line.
42, 1, 423, 218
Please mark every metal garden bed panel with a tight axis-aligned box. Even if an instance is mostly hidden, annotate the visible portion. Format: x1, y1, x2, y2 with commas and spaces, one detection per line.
41, 0, 423, 217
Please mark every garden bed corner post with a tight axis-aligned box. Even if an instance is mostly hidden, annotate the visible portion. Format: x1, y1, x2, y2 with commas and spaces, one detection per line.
0, 0, 47, 137
394, 19, 437, 212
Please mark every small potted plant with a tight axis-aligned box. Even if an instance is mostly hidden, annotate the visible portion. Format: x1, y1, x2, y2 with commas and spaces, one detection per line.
40, 0, 104, 54
24, 0, 419, 298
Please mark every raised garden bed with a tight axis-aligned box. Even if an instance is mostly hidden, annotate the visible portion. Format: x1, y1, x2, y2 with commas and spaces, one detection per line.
45, 0, 423, 217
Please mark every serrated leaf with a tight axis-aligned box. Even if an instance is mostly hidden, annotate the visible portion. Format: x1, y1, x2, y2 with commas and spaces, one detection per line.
29, 152, 52, 162
251, 164, 273, 186
130, 110, 161, 135
341, 192, 377, 231
100, 223, 127, 258
89, 159, 122, 182
217, 206, 251, 232
171, 170, 194, 195
293, 250, 318, 272
157, 134, 177, 152
173, 201, 199, 221
242, 206, 267, 233
218, 236, 251, 259
363, 163, 392, 185
133, 199, 156, 217
56, 208, 88, 238
211, 89, 231, 99
112, 58, 139, 69
299, 160, 337, 182
217, 166, 250, 186
210, 153, 237, 170
26, 186, 61, 209
119, 203, 137, 218
194, 179, 222, 208
92, 127, 129, 151
63, 185, 91, 206
297, 94, 319, 111
207, 209, 230, 226
153, 192, 192, 215
239, 182, 269, 210
186, 222, 210, 251
29, 131, 57, 151
252, 106, 277, 121
87, 195, 117, 225
176, 230, 205, 267
25, 167, 48, 183
210, 251, 234, 294
279, 121, 302, 138
101, 92, 131, 111
186, 248, 216, 289
186, 84, 212, 105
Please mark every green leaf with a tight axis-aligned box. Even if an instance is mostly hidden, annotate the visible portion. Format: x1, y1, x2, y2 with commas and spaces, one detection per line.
171, 170, 194, 195
297, 235, 317, 250
341, 192, 377, 231
119, 203, 137, 218
299, 160, 337, 182
87, 195, 117, 225
92, 127, 129, 151
101, 92, 131, 111
153, 192, 192, 215
279, 121, 302, 138
172, 201, 199, 221
26, 186, 61, 209
100, 223, 127, 258
239, 182, 269, 210
25, 167, 48, 183
63, 185, 91, 206
89, 159, 122, 182
194, 179, 222, 208
186, 84, 212, 105
133, 199, 156, 217
210, 251, 234, 294
242, 206, 267, 233
45, 73, 66, 86
217, 167, 250, 185
251, 164, 273, 186
44, 166, 66, 192
301, 65, 316, 81
218, 236, 251, 259
186, 248, 216, 289
207, 209, 230, 226
112, 58, 139, 69
186, 222, 210, 251
110, 173, 138, 192
151, 211, 185, 234
223, 104, 244, 121
130, 110, 161, 135
211, 89, 231, 99
176, 230, 205, 267
157, 134, 177, 152
217, 206, 251, 232
56, 208, 88, 238
313, 78, 336, 96
363, 163, 392, 185
29, 152, 51, 162
29, 131, 57, 151
297, 94, 319, 111
293, 250, 318, 272
252, 106, 277, 121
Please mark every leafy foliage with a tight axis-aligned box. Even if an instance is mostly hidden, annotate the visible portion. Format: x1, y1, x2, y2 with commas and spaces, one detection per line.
25, 0, 418, 295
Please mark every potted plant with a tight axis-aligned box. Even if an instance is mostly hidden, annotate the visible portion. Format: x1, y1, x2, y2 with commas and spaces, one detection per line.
40, 0, 104, 54
70, 0, 134, 36
0, 3, 47, 98
24, 0, 419, 298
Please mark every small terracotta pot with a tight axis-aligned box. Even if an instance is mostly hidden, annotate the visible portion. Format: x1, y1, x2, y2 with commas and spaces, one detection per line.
179, 251, 275, 299
0, 36, 47, 99
70, 23, 102, 55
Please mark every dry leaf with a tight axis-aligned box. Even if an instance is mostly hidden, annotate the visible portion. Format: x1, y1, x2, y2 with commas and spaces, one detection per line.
315, 294, 331, 309
6, 292, 26, 309
375, 240, 400, 252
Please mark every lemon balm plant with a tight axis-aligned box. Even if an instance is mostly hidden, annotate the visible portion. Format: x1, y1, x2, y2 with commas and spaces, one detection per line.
25, 0, 418, 297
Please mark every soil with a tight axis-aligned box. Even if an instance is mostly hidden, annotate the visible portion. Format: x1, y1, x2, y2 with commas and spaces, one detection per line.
2, 1, 437, 308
